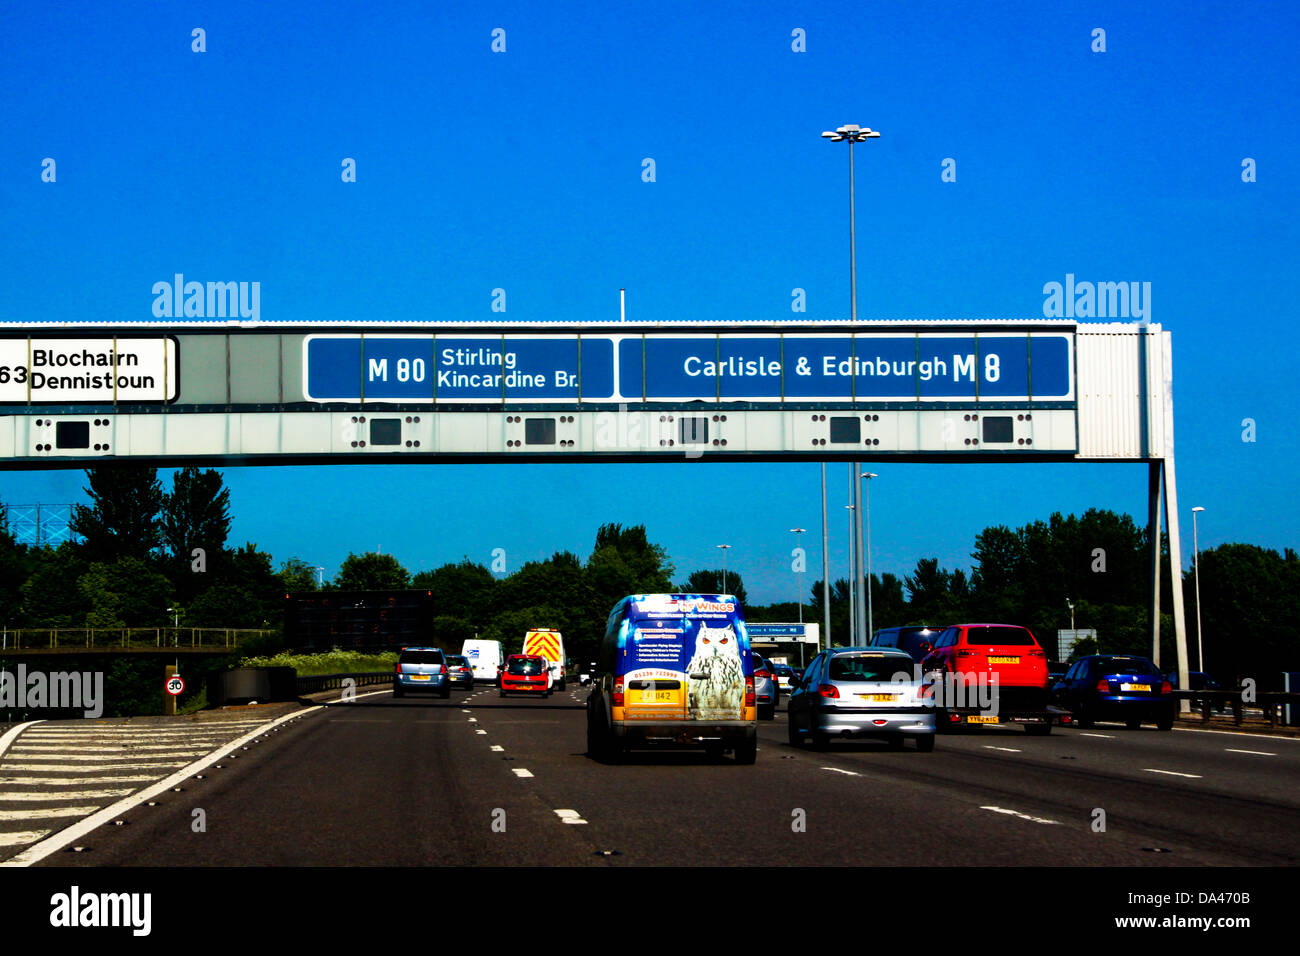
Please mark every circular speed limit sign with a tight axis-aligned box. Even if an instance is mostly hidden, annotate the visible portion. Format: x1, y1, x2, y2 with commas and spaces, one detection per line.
165, 675, 185, 696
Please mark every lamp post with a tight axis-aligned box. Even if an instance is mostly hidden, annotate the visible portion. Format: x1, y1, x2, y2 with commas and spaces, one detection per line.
860, 472, 878, 640
716, 544, 732, 596
789, 528, 806, 624
821, 465, 831, 650
1192, 506, 1206, 672
822, 123, 880, 647
845, 499, 856, 643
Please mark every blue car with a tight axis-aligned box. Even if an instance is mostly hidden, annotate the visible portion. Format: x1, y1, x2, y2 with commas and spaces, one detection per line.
1051, 655, 1174, 730
394, 646, 451, 699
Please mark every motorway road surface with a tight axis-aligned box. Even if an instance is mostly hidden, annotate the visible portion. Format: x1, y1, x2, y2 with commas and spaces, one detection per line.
14, 686, 1300, 867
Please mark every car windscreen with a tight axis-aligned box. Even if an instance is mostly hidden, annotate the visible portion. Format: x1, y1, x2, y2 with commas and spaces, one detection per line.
399, 651, 444, 664
829, 655, 913, 682
1095, 657, 1161, 676
507, 658, 545, 675
447, 656, 468, 666
964, 626, 1037, 646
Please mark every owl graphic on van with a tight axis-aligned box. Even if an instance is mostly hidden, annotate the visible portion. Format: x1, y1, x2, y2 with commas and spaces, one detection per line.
686, 622, 745, 718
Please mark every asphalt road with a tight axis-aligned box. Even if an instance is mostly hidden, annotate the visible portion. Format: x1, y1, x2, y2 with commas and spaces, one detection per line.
29, 686, 1300, 867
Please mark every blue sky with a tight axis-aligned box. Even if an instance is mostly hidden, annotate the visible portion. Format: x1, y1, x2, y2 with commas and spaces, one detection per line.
1, 1, 1296, 607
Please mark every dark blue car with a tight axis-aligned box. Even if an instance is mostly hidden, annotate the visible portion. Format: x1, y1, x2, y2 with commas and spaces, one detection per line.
1051, 655, 1174, 730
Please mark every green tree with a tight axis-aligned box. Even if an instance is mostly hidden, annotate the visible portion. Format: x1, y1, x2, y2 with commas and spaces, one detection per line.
334, 551, 411, 591
412, 560, 497, 621
71, 467, 164, 562
678, 568, 748, 605
278, 557, 320, 592
21, 542, 91, 627
161, 467, 232, 597
78, 557, 173, 627
0, 504, 32, 628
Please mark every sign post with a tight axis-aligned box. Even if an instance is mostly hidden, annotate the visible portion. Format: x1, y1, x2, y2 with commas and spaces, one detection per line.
164, 666, 184, 716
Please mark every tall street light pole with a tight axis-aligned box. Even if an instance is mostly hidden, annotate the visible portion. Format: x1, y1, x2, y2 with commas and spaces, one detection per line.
789, 527, 807, 624
716, 544, 732, 597
846, 498, 856, 643
822, 123, 880, 647
861, 472, 878, 641
821, 465, 831, 649
1192, 506, 1205, 672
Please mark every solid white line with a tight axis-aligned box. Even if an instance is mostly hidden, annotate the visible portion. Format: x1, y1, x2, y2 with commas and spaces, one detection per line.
1142, 768, 1203, 778
0, 707, 317, 867
0, 789, 133, 802
1174, 726, 1300, 741
0, 721, 45, 762
983, 745, 1022, 752
980, 805, 1060, 825
512, 769, 534, 778
1080, 733, 1115, 738
820, 767, 860, 776
0, 830, 51, 847
1225, 748, 1276, 756
0, 776, 156, 785
0, 806, 101, 821
9, 744, 231, 753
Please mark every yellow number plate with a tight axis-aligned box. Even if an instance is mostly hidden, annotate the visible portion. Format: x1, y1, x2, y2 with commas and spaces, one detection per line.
987, 656, 1020, 664
966, 715, 999, 724
859, 693, 897, 702
410, 675, 431, 681
1120, 683, 1151, 692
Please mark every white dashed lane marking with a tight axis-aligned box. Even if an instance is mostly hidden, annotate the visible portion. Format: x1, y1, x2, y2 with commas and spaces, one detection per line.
983, 746, 1021, 753
1225, 748, 1275, 756
980, 806, 1061, 825
490, 745, 504, 752
554, 809, 587, 825
512, 769, 534, 778
1142, 769, 1203, 778
820, 767, 860, 776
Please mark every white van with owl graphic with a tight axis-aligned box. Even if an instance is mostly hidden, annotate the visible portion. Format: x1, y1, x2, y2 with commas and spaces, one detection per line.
586, 594, 758, 763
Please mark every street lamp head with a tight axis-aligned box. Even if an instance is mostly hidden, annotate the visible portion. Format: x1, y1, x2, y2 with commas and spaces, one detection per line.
861, 471, 878, 479
1192, 506, 1206, 513
789, 527, 806, 534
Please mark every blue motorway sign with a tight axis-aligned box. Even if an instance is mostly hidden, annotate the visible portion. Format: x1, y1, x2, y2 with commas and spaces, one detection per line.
303, 332, 1072, 403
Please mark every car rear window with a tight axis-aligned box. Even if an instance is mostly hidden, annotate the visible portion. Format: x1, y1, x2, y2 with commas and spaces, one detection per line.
964, 626, 1037, 647
829, 655, 912, 682
399, 650, 444, 664
507, 658, 546, 675
1095, 657, 1161, 676
447, 656, 468, 666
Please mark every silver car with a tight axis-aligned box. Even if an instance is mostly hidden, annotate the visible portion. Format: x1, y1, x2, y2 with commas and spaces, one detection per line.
752, 652, 779, 720
787, 647, 935, 751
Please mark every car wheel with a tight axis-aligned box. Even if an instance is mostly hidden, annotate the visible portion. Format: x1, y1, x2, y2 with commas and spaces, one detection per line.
499, 689, 506, 698
915, 734, 936, 752
1125, 717, 1141, 730
1156, 714, 1174, 731
734, 737, 757, 765
787, 718, 805, 747
758, 705, 774, 721
558, 680, 566, 691
1074, 709, 1094, 729
811, 731, 830, 751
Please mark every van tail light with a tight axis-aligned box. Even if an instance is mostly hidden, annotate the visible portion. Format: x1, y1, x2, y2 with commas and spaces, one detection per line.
613, 680, 624, 707
440, 665, 447, 675
745, 677, 755, 706
1096, 679, 1111, 692
817, 683, 840, 699
1160, 681, 1172, 695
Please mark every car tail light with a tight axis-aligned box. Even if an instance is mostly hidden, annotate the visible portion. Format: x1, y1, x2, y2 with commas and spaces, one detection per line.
1096, 679, 1111, 692
1028, 648, 1045, 657
395, 664, 402, 675
440, 664, 447, 675
1160, 681, 1172, 695
948, 712, 963, 723
755, 668, 771, 679
956, 649, 977, 658
745, 677, 755, 706
817, 683, 840, 699
613, 680, 624, 707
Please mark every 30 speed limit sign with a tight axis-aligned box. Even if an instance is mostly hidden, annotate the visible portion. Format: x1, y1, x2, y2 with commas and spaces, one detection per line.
165, 675, 185, 696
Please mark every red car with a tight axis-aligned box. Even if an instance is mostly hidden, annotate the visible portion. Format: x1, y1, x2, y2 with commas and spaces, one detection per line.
920, 624, 1051, 713
499, 654, 551, 698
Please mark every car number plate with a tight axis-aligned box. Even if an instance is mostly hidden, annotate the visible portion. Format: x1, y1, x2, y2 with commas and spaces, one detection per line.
860, 693, 897, 702
410, 675, 430, 681
987, 656, 1019, 664
966, 715, 999, 723
1121, 683, 1151, 692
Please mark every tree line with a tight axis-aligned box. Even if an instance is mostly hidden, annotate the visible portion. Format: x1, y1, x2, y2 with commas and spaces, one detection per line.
1, 467, 1293, 685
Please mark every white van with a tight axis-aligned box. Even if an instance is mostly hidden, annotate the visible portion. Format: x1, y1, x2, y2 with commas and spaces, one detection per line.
461, 640, 504, 683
